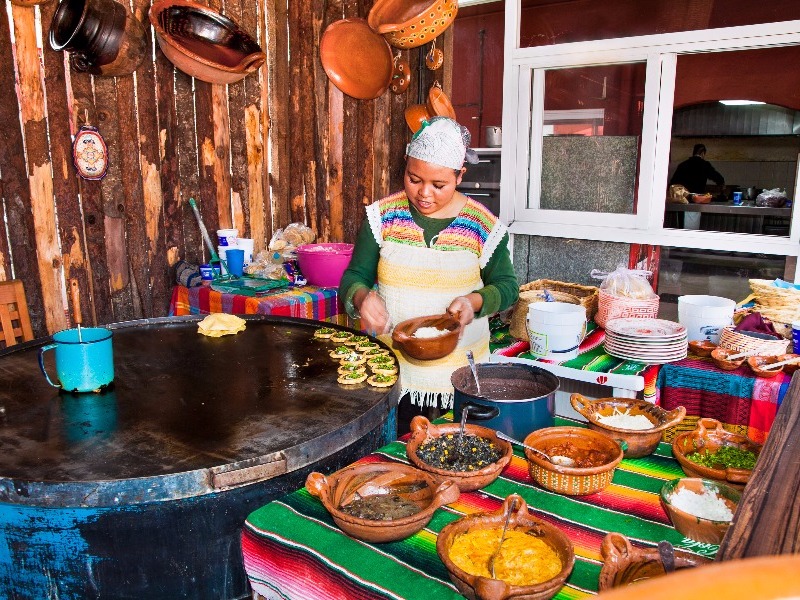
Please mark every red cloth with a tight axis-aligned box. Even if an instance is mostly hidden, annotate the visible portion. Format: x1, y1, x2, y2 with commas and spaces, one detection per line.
734, 312, 780, 338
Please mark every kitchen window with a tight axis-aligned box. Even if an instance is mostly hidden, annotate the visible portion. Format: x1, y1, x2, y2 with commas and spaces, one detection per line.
499, 13, 800, 259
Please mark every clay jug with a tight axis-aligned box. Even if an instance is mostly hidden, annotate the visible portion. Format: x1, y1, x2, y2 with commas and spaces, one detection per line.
49, 0, 146, 77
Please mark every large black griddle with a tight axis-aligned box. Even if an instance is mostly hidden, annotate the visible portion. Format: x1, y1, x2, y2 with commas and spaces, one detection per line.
0, 315, 398, 505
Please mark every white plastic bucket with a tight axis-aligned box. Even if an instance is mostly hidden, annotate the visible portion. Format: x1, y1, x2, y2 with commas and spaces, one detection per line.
678, 295, 735, 343
217, 228, 238, 247
526, 302, 587, 360
237, 238, 255, 266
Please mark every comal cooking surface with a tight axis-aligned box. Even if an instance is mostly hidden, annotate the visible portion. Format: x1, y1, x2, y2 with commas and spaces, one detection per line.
0, 316, 394, 481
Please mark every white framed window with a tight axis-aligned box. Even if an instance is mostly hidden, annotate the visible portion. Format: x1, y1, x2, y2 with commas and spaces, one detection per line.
499, 14, 800, 257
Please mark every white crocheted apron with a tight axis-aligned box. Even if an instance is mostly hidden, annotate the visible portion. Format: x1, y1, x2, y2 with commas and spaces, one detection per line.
377, 241, 490, 410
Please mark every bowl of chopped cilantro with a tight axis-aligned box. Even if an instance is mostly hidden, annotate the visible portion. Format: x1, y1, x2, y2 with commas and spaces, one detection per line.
406, 416, 513, 492
672, 418, 762, 488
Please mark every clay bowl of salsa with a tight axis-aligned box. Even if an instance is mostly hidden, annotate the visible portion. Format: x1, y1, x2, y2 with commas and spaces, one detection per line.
522, 426, 624, 495
436, 494, 575, 600
305, 461, 460, 543
671, 417, 761, 489
406, 416, 513, 492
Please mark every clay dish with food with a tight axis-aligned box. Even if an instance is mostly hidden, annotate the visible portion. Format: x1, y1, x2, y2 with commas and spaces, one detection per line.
710, 347, 745, 371
436, 494, 575, 600
747, 355, 784, 378
671, 417, 761, 488
570, 394, 685, 458
522, 426, 623, 496
305, 461, 459, 543
660, 477, 740, 545
598, 532, 711, 591
688, 340, 717, 357
391, 313, 461, 360
406, 416, 512, 492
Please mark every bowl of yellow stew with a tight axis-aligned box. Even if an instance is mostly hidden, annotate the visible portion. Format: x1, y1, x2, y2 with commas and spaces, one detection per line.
436, 494, 574, 600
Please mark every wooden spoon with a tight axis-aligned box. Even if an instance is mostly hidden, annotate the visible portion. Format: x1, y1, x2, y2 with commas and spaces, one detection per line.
758, 356, 800, 371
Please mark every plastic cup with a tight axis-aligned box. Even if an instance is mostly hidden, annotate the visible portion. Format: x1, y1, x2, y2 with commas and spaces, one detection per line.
792, 321, 800, 354
225, 248, 245, 277
733, 191, 743, 206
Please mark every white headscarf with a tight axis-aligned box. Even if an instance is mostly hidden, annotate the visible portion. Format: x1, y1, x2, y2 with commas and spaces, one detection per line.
406, 116, 479, 170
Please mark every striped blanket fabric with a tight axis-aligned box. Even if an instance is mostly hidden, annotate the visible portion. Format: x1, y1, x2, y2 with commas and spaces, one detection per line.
169, 284, 345, 323
242, 419, 716, 600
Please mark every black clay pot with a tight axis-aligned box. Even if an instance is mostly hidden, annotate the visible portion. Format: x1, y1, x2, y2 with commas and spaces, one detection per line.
49, 0, 146, 76
451, 362, 559, 440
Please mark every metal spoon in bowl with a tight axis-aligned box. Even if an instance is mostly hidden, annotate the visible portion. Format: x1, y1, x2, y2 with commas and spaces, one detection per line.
466, 350, 482, 396
488, 496, 518, 578
495, 431, 576, 467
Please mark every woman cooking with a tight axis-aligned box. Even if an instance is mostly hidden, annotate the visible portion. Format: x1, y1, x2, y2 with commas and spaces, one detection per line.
339, 117, 519, 434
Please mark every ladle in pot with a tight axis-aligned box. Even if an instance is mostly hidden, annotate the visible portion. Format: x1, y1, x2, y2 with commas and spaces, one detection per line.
466, 350, 482, 396
494, 431, 576, 468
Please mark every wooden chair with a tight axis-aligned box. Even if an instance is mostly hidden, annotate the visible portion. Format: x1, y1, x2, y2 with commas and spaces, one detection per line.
0, 280, 34, 348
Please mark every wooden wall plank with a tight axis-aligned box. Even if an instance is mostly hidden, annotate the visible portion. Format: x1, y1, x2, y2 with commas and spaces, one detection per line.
12, 5, 67, 334
194, 79, 222, 248
0, 6, 43, 331
227, 0, 249, 238
40, 0, 93, 326
267, 0, 291, 228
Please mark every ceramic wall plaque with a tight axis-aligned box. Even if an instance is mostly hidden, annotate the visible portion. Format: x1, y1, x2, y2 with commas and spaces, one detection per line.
72, 125, 108, 180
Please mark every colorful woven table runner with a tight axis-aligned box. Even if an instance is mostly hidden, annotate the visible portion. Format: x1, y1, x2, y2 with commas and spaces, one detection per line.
168, 284, 346, 323
490, 321, 661, 401
242, 417, 714, 600
656, 355, 790, 444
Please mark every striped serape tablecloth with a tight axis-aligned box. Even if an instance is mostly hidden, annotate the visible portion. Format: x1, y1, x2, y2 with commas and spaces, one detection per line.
242, 418, 715, 600
490, 321, 661, 401
168, 284, 347, 323
656, 355, 791, 444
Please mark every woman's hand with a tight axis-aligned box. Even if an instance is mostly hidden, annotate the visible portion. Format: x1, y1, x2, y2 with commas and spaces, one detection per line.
356, 289, 391, 336
447, 295, 480, 331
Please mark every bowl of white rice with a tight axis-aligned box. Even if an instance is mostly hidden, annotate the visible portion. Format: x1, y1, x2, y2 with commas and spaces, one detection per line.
391, 313, 461, 360
570, 394, 686, 458
660, 478, 741, 545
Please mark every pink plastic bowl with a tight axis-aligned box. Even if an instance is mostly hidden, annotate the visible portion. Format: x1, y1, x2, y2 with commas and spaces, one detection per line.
296, 243, 354, 288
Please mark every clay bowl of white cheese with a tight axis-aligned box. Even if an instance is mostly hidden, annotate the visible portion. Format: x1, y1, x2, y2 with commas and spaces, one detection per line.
392, 313, 461, 360
570, 394, 686, 458
660, 477, 740, 545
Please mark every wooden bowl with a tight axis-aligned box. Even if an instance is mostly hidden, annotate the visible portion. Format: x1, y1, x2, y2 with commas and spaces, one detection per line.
367, 0, 458, 49
436, 494, 575, 600
591, 555, 800, 600
305, 462, 460, 543
671, 418, 762, 488
688, 340, 717, 357
710, 347, 745, 371
570, 394, 685, 458
747, 355, 784, 378
598, 532, 711, 591
522, 427, 623, 496
660, 478, 740, 545
406, 416, 513, 492
150, 0, 266, 84
391, 313, 461, 360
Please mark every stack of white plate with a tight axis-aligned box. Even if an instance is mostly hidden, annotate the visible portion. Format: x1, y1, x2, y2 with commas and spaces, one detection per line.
604, 317, 688, 364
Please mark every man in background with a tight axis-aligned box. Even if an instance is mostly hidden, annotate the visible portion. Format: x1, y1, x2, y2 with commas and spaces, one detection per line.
670, 143, 725, 193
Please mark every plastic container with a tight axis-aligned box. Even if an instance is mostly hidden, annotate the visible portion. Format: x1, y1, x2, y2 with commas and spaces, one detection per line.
793, 321, 800, 354
217, 228, 238, 246
237, 238, 255, 266
678, 295, 735, 343
295, 243, 354, 288
526, 301, 586, 360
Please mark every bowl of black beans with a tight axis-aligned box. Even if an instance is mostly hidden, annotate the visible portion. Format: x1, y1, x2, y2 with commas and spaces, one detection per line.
406, 416, 513, 492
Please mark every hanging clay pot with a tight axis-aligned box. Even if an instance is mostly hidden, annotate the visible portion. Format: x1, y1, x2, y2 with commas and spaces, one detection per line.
49, 0, 147, 77
389, 55, 411, 94
424, 41, 443, 71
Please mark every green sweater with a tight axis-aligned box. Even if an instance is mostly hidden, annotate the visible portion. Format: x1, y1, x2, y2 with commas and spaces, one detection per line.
339, 202, 519, 319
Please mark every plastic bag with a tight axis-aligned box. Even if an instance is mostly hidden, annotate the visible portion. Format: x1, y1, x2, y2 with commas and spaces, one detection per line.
590, 265, 657, 300
667, 184, 690, 204
755, 188, 788, 208
268, 223, 315, 256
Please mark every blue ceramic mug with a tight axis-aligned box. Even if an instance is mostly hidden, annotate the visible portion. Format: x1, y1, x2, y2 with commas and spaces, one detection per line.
38, 327, 114, 393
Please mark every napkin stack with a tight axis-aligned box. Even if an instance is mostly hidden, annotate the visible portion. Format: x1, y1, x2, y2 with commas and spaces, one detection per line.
198, 313, 247, 337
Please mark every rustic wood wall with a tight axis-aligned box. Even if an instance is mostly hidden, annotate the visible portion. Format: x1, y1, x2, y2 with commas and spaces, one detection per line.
0, 0, 450, 337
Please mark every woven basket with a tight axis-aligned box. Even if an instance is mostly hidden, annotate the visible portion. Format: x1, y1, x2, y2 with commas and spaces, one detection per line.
519, 279, 599, 320
595, 289, 659, 329
718, 326, 789, 355
509, 289, 581, 341
748, 279, 800, 339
